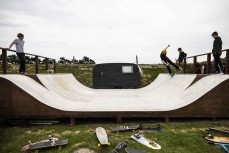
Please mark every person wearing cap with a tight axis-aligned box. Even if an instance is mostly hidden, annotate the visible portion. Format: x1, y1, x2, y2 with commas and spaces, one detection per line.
8, 33, 26, 74
160, 45, 180, 77
211, 31, 224, 74
177, 48, 187, 67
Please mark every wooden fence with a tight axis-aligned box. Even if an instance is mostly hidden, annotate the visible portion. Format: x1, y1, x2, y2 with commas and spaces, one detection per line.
0, 47, 55, 74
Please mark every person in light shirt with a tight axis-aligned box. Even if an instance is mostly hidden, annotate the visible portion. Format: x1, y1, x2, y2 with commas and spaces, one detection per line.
8, 33, 26, 74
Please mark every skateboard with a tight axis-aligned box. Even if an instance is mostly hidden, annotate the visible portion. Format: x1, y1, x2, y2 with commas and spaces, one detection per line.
206, 128, 229, 135
111, 141, 128, 153
205, 133, 229, 144
125, 147, 149, 153
208, 142, 229, 153
111, 124, 142, 132
130, 133, 161, 150
95, 127, 110, 147
143, 124, 165, 132
21, 136, 68, 152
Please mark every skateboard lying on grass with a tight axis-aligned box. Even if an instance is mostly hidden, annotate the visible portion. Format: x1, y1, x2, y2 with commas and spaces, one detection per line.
125, 147, 150, 153
143, 124, 165, 132
206, 128, 229, 135
21, 135, 68, 152
96, 127, 110, 147
205, 133, 229, 144
131, 133, 161, 150
111, 141, 128, 153
111, 124, 142, 132
208, 142, 229, 153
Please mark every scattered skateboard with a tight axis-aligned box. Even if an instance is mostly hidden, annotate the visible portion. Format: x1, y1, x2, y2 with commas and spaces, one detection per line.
130, 133, 161, 150
206, 128, 229, 135
95, 127, 110, 147
208, 142, 229, 153
143, 124, 165, 132
21, 135, 68, 152
111, 124, 142, 132
205, 133, 229, 144
125, 147, 149, 153
111, 141, 128, 153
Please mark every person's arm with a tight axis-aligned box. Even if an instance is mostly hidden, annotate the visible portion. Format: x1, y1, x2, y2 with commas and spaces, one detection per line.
164, 45, 170, 50
8, 42, 14, 50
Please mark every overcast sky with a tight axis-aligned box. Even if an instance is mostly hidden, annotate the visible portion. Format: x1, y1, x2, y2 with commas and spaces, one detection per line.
0, 0, 229, 64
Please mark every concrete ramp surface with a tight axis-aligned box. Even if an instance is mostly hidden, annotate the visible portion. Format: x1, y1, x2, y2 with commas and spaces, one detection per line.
0, 74, 229, 118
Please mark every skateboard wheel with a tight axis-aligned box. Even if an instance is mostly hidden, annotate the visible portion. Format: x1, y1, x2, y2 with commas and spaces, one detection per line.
98, 143, 101, 147
108, 142, 111, 146
58, 146, 62, 150
35, 149, 39, 153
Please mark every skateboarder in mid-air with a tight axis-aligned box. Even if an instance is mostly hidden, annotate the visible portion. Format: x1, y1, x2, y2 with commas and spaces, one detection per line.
177, 48, 187, 67
211, 31, 224, 74
160, 45, 180, 76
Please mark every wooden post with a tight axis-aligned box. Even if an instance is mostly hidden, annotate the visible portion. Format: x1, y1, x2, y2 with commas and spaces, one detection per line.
206, 53, 211, 74
69, 117, 75, 126
164, 117, 169, 123
117, 116, 122, 124
2, 49, 7, 74
45, 58, 49, 71
226, 50, 229, 74
53, 60, 56, 73
193, 56, 197, 74
183, 58, 187, 73
35, 56, 39, 74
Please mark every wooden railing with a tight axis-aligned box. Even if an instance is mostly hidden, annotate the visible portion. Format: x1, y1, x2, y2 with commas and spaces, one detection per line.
0, 47, 56, 74
183, 49, 229, 74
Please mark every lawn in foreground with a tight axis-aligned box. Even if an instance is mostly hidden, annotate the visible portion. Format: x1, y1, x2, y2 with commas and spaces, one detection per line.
0, 120, 228, 153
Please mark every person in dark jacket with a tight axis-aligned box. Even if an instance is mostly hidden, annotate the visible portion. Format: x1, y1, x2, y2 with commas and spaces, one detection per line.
212, 31, 224, 74
160, 45, 180, 76
177, 48, 187, 66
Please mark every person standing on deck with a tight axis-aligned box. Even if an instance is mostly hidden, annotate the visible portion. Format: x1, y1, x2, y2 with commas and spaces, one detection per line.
160, 45, 180, 77
211, 31, 224, 74
177, 48, 187, 67
8, 33, 26, 74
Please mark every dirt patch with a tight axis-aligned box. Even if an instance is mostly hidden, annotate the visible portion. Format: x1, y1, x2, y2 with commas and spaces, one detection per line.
73, 148, 95, 153
25, 130, 54, 135
62, 130, 81, 135
73, 142, 84, 147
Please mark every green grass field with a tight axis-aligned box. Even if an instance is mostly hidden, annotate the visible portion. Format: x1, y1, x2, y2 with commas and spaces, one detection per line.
0, 64, 228, 153
0, 120, 228, 153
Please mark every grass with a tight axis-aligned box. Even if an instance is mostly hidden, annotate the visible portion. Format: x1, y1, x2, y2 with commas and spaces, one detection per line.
0, 64, 228, 153
0, 120, 228, 153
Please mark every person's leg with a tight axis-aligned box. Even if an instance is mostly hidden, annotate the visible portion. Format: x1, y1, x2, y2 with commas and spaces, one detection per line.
21, 53, 26, 73
166, 58, 180, 70
16, 53, 25, 73
164, 63, 172, 74
217, 53, 224, 73
213, 53, 219, 73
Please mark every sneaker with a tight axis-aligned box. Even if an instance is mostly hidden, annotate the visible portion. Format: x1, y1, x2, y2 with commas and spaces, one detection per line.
170, 73, 174, 77
219, 72, 224, 75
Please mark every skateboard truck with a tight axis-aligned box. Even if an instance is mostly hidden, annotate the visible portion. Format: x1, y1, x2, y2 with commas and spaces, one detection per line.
207, 133, 214, 139
134, 133, 141, 139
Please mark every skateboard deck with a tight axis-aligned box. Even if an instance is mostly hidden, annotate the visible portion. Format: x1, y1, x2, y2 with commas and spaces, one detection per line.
143, 124, 165, 132
111, 125, 142, 132
96, 127, 110, 147
125, 147, 149, 153
205, 136, 229, 144
131, 134, 161, 150
21, 139, 68, 151
206, 128, 229, 135
111, 141, 128, 153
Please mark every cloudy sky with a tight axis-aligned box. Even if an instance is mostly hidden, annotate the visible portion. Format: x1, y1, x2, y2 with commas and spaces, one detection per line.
0, 0, 229, 64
